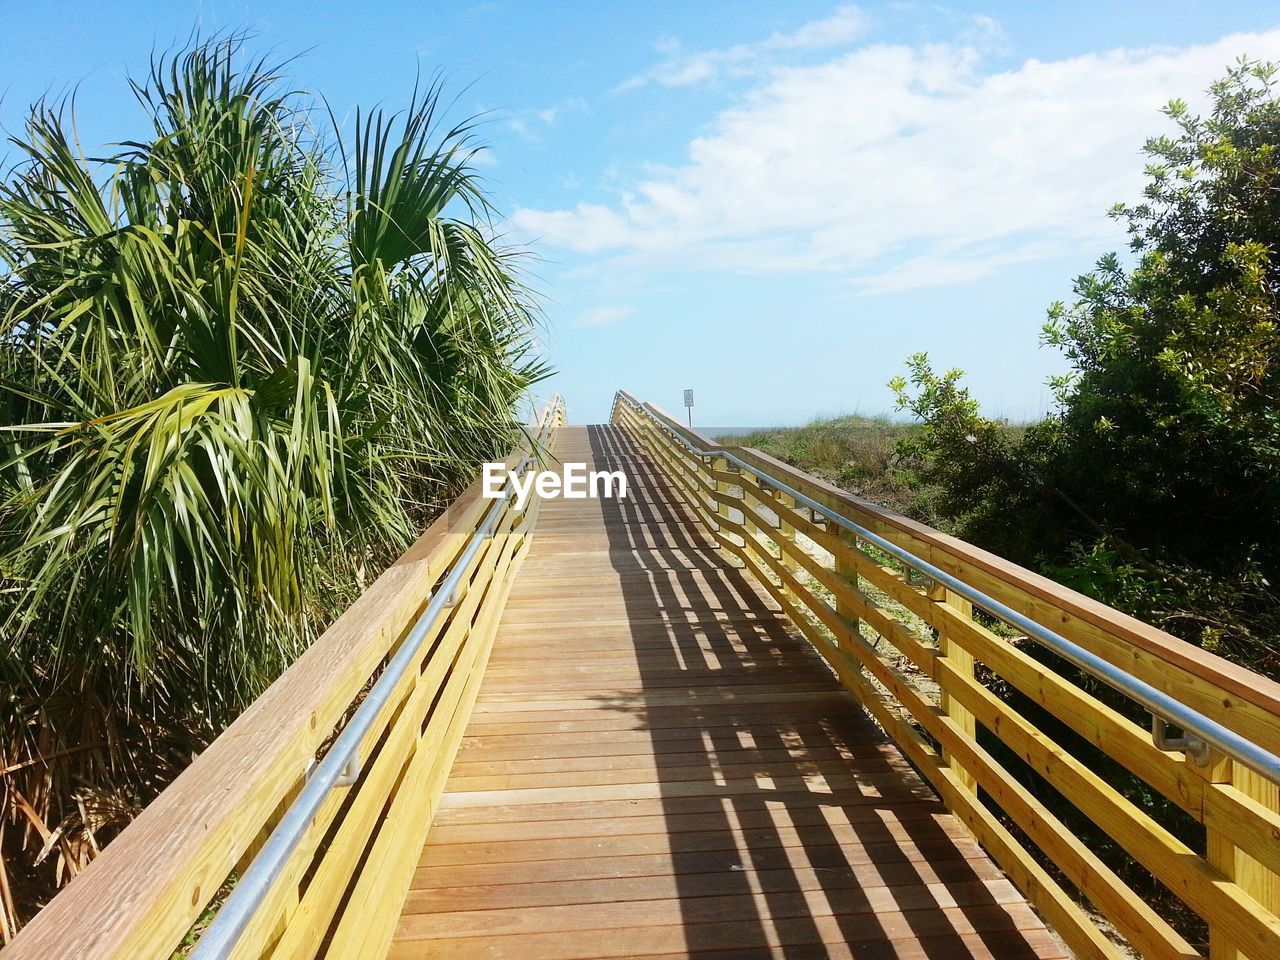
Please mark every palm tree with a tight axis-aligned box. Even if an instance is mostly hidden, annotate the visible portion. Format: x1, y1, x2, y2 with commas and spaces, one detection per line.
0, 35, 547, 932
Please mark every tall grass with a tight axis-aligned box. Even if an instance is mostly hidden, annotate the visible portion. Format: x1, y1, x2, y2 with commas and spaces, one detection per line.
714, 415, 944, 523
0, 36, 547, 932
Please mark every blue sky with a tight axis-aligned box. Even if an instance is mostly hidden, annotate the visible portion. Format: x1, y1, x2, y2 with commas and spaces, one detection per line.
4, 2, 1280, 425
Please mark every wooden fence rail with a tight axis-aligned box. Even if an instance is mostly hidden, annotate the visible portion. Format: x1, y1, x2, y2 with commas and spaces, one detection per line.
1, 398, 564, 960
612, 389, 1280, 960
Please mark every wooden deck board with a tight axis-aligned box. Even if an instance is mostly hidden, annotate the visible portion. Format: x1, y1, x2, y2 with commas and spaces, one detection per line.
389, 425, 1064, 959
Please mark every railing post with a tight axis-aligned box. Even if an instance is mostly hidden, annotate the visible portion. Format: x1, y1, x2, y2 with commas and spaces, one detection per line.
711, 455, 732, 522
740, 476, 772, 573
930, 584, 977, 795
834, 528, 860, 640
777, 490, 800, 607
1199, 755, 1280, 960
712, 456, 728, 522
713, 455, 738, 566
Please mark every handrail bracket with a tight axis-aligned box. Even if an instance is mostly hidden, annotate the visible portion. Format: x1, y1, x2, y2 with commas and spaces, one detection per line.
1151, 715, 1212, 767
333, 750, 361, 787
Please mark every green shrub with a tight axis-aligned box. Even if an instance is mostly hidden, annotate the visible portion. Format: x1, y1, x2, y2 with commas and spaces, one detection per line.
892, 60, 1280, 673
0, 36, 547, 925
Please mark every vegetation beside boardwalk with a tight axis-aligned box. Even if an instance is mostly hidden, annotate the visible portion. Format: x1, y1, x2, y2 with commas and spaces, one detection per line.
721, 63, 1280, 950
0, 37, 547, 930
713, 415, 945, 523
892, 60, 1280, 682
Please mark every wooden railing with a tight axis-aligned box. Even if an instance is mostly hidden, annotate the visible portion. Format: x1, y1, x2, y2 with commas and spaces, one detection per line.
613, 390, 1280, 960
2, 397, 564, 960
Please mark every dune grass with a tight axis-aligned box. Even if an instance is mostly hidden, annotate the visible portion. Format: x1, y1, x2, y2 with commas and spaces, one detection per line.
712, 414, 946, 524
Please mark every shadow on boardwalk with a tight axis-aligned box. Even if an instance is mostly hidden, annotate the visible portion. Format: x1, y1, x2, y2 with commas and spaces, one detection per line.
587, 422, 1054, 959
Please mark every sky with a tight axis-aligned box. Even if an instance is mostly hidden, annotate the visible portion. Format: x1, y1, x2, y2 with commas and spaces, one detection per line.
4, 2, 1280, 426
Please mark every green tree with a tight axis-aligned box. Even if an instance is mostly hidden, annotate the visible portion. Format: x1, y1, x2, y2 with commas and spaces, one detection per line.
892, 60, 1280, 670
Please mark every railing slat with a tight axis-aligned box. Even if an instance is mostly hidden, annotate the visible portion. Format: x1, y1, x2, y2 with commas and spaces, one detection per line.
263, 505, 523, 960
319, 513, 529, 960
720, 440, 1280, 752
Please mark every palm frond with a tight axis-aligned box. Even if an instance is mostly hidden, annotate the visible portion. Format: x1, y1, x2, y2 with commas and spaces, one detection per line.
0, 36, 548, 931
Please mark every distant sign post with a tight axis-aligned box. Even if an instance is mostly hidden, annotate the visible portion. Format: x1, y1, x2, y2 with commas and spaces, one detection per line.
683, 389, 694, 427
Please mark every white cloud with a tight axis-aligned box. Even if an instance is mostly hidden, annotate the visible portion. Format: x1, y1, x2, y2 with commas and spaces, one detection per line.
505, 97, 587, 140
577, 305, 637, 328
515, 27, 1280, 292
762, 5, 867, 50
618, 5, 867, 90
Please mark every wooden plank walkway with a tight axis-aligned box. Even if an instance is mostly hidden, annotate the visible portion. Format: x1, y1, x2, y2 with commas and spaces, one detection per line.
389, 425, 1066, 960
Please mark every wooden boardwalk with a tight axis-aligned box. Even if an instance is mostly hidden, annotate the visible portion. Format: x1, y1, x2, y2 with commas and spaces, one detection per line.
389, 425, 1066, 960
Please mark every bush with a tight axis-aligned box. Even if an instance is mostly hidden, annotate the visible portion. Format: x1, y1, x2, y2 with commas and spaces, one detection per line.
0, 36, 547, 927
891, 60, 1280, 674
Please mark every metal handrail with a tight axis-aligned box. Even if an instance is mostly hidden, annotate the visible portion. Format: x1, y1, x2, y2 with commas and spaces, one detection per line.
614, 391, 1280, 785
192, 398, 560, 958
